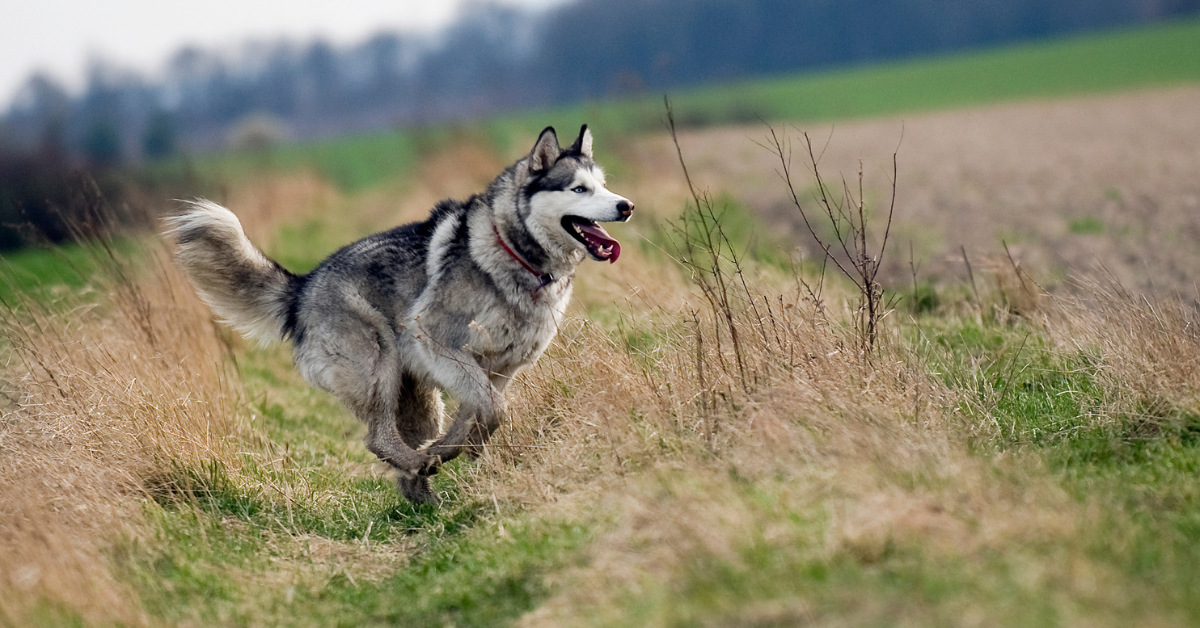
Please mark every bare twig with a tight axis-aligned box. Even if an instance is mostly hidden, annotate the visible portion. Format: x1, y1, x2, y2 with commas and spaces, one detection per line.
961, 245, 980, 304
665, 97, 750, 392
764, 123, 899, 356
1003, 240, 1034, 298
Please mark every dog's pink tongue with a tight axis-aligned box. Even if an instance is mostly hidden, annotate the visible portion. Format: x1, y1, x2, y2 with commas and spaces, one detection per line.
579, 223, 621, 263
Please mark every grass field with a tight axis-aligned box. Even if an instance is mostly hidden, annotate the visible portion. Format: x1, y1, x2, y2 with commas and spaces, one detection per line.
7, 137, 1200, 626
5, 17, 1200, 628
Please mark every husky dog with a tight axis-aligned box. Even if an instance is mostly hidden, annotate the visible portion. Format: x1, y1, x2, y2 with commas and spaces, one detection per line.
167, 125, 632, 503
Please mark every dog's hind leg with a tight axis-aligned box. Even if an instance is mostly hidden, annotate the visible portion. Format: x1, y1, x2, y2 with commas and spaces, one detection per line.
395, 373, 444, 449
296, 314, 439, 503
358, 388, 440, 471
362, 399, 440, 503
394, 373, 445, 503
332, 373, 440, 502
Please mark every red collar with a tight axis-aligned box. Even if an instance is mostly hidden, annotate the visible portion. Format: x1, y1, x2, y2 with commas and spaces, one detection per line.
493, 225, 554, 299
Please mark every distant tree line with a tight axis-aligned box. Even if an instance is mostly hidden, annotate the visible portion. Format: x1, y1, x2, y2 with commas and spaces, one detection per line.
3, 0, 1198, 166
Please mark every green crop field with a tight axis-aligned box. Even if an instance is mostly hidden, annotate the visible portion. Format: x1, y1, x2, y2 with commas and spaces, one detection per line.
170, 16, 1200, 193
621, 14, 1200, 126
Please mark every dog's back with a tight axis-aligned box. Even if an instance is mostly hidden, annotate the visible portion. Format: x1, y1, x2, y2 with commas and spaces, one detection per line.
284, 201, 460, 345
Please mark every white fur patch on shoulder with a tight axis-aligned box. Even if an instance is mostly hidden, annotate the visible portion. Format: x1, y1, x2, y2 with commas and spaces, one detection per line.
426, 212, 462, 281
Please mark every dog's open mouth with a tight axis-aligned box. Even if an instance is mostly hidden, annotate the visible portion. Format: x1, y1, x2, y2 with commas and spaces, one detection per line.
562, 216, 621, 263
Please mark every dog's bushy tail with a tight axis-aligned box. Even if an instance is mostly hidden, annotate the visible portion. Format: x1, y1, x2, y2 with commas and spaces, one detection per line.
163, 200, 298, 345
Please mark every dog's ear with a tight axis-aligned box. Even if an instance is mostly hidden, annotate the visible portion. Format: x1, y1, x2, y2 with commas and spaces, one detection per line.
529, 127, 560, 172
569, 124, 593, 159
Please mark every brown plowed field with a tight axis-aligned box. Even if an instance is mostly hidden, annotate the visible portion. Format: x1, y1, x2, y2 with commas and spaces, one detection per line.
630, 86, 1200, 294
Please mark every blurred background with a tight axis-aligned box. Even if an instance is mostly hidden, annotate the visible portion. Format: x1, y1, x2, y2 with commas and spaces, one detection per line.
5, 0, 1200, 157
2, 0, 1199, 254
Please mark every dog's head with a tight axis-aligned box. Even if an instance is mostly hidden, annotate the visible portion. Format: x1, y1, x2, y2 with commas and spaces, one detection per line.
513, 125, 633, 265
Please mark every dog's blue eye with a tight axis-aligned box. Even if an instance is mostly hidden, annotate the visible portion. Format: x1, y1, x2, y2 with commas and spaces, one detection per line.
572, 186, 588, 194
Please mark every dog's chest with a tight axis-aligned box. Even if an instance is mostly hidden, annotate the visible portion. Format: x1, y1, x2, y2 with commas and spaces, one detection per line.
470, 290, 567, 370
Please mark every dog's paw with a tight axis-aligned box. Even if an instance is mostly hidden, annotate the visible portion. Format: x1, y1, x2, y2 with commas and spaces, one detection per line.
393, 451, 439, 477
398, 474, 438, 505
417, 455, 441, 477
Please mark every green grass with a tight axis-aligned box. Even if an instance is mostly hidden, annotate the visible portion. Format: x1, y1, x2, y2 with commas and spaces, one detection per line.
919, 318, 1110, 447
1, 242, 108, 304
149, 128, 422, 194
118, 494, 589, 628
679, 16, 1200, 122
1070, 215, 1106, 235
110, 339, 592, 628
0, 238, 147, 311
153, 17, 1200, 195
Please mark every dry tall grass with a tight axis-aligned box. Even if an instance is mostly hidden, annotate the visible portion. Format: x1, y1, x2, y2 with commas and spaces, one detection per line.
0, 234, 248, 625
0, 168, 395, 626
435, 150, 1083, 624
477, 223, 1092, 626
1047, 272, 1200, 429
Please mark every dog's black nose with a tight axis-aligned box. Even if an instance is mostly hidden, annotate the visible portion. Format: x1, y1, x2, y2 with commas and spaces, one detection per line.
617, 200, 634, 218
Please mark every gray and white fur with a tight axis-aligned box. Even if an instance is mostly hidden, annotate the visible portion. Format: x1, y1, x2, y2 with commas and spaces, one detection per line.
165, 126, 633, 503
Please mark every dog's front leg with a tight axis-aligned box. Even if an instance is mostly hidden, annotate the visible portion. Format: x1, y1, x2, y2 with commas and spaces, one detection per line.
420, 381, 503, 464
457, 371, 516, 459
412, 347, 504, 465
423, 398, 503, 464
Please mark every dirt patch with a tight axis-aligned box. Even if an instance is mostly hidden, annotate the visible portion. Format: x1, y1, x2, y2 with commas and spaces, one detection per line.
629, 85, 1200, 293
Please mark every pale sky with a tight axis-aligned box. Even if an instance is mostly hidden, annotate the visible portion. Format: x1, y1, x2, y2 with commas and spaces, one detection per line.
1, 0, 563, 104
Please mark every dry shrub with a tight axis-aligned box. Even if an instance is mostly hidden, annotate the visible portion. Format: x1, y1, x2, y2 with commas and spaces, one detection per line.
1047, 272, 1200, 427
0, 241, 244, 625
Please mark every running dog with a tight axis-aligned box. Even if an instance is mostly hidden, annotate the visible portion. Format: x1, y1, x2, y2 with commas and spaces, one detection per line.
166, 125, 633, 503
